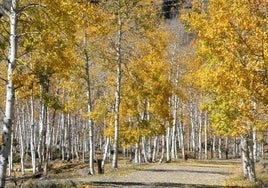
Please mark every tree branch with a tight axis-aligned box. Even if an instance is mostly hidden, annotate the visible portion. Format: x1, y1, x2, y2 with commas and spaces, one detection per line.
17, 3, 46, 15
0, 76, 7, 83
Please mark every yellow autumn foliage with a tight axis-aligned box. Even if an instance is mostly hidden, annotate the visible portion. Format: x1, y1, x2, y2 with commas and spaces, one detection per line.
182, 0, 268, 136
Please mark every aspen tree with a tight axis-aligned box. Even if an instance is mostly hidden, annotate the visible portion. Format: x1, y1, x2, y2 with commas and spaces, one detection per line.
0, 0, 17, 186
111, 0, 123, 170
70, 1, 112, 174
182, 0, 268, 182
97, 0, 165, 169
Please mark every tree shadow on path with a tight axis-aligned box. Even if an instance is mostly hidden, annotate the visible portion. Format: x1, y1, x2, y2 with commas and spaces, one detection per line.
140, 168, 229, 176
89, 181, 235, 187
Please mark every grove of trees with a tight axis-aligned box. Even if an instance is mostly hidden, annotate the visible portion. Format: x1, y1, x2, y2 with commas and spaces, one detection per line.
0, 0, 267, 186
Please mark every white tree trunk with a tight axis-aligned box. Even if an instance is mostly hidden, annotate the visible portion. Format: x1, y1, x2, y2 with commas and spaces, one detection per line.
225, 137, 228, 159
19, 110, 25, 175
8, 131, 14, 176
147, 138, 152, 162
142, 137, 148, 163
179, 120, 185, 160
30, 88, 36, 174
44, 110, 55, 175
241, 135, 256, 182
44, 111, 51, 175
219, 138, 222, 159
260, 141, 264, 157
82, 122, 86, 162
134, 142, 140, 164
159, 135, 165, 163
212, 134, 216, 158
8, 132, 13, 176
252, 102, 258, 161
0, 1, 17, 186
166, 127, 171, 162
74, 136, 80, 161
171, 95, 178, 159
84, 30, 95, 175
88, 119, 95, 174
60, 113, 65, 161
71, 116, 75, 160
198, 111, 202, 159
102, 137, 110, 169
204, 112, 208, 159
171, 124, 177, 159
189, 101, 196, 152
253, 129, 257, 161
65, 113, 71, 162
152, 136, 158, 162
112, 0, 123, 170
37, 101, 47, 172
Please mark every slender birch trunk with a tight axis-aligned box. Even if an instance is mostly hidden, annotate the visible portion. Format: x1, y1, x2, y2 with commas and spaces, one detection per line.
260, 141, 264, 157
44, 110, 51, 175
159, 135, 165, 163
219, 138, 222, 159
253, 129, 257, 161
179, 119, 185, 160
225, 137, 228, 159
19, 109, 25, 175
66, 113, 72, 161
166, 127, 171, 162
141, 137, 148, 163
198, 111, 202, 159
147, 138, 152, 162
30, 87, 36, 174
241, 135, 256, 182
134, 142, 140, 164
37, 101, 47, 172
81, 121, 86, 162
83, 30, 95, 175
212, 134, 216, 158
74, 136, 79, 161
189, 101, 196, 152
44, 110, 56, 175
60, 113, 65, 161
204, 112, 208, 159
152, 136, 158, 162
233, 138, 237, 158
252, 102, 258, 161
171, 125, 177, 159
0, 1, 17, 186
8, 131, 13, 176
112, 0, 123, 170
171, 94, 178, 159
73, 116, 80, 161
71, 117, 75, 160
101, 137, 110, 169
170, 60, 179, 159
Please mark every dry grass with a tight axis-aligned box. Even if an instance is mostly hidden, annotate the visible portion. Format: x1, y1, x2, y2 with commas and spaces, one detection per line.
224, 161, 268, 187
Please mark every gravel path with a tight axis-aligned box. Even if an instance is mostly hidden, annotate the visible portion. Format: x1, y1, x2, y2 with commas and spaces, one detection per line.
74, 162, 231, 187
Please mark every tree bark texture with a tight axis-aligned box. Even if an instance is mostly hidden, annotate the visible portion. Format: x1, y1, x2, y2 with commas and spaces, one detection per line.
241, 135, 256, 182
0, 1, 17, 187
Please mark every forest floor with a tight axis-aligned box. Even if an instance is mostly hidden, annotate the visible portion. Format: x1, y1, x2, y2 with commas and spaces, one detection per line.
74, 160, 231, 188
6, 158, 268, 188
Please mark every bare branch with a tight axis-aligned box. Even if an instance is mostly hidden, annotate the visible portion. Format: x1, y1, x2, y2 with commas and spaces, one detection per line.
0, 76, 7, 83
18, 3, 46, 15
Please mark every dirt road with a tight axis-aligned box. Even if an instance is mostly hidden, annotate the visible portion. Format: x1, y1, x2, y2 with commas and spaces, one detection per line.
7, 160, 234, 187
74, 161, 232, 187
